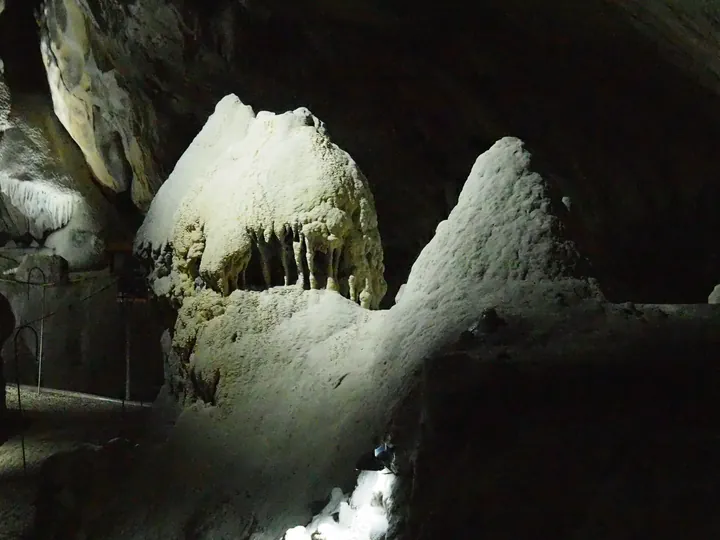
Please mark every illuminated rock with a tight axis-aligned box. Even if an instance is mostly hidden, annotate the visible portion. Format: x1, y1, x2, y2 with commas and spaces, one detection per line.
0, 94, 117, 270
136, 95, 387, 309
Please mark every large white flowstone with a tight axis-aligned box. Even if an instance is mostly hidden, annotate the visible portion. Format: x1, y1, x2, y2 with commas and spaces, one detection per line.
96, 136, 599, 540
136, 94, 387, 309
401, 136, 589, 303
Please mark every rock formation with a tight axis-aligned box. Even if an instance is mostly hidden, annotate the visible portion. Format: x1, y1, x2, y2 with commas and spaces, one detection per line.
63, 135, 600, 540
0, 90, 118, 270
34, 0, 720, 302
0, 60, 9, 131
136, 95, 386, 310
38, 0, 162, 210
0, 1, 717, 538
709, 284, 720, 304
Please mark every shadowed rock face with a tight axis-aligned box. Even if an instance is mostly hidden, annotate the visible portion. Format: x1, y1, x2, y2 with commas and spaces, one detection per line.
0, 292, 15, 444
399, 305, 720, 540
14, 0, 716, 303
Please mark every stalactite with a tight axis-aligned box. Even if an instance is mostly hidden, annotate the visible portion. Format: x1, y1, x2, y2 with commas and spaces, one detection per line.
349, 274, 357, 304
292, 226, 305, 288
305, 236, 318, 289
255, 232, 272, 288
326, 247, 339, 292
279, 226, 291, 286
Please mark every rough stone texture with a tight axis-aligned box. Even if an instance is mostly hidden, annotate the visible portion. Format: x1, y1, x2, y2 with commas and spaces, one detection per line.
709, 284, 720, 304
0, 265, 164, 400
136, 95, 387, 310
52, 138, 604, 539
400, 137, 598, 302
0, 90, 122, 270
611, 0, 720, 96
0, 59, 9, 131
38, 0, 162, 210
34, 0, 720, 303
395, 303, 720, 540
14, 252, 69, 284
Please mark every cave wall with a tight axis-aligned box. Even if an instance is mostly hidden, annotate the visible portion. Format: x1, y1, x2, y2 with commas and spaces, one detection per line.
403, 303, 720, 539
0, 290, 13, 428
0, 259, 163, 400
31, 0, 720, 304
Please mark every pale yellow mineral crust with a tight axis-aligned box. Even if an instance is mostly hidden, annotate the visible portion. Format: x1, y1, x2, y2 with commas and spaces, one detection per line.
137, 96, 387, 309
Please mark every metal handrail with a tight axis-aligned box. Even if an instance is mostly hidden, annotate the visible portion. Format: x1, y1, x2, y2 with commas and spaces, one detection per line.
9, 384, 151, 408
12, 324, 38, 476
26, 267, 47, 395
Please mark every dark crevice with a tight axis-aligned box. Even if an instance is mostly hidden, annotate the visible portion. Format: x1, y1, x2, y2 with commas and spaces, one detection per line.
0, 0, 48, 94
312, 250, 329, 290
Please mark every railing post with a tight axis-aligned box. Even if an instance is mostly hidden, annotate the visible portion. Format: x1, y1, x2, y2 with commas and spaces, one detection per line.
125, 295, 131, 402
26, 267, 47, 394
13, 324, 38, 476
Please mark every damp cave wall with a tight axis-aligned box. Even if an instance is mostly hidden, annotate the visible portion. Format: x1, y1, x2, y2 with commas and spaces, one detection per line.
0, 1, 165, 401
399, 303, 720, 539
0, 290, 12, 432
2, 0, 720, 305
0, 254, 164, 401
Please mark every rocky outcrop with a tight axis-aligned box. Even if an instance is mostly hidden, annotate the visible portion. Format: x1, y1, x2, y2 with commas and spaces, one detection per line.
38, 0, 165, 210
0, 89, 119, 269
136, 95, 386, 309
0, 60, 9, 131
34, 0, 720, 302
60, 136, 600, 539
399, 137, 595, 302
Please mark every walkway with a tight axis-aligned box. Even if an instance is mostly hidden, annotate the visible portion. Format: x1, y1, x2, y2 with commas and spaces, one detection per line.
0, 386, 150, 539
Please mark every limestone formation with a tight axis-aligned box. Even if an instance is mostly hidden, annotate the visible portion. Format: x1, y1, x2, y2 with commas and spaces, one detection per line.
136, 95, 387, 310
35, 0, 720, 303
95, 137, 601, 540
38, 0, 162, 210
402, 137, 598, 301
0, 60, 9, 131
0, 92, 118, 270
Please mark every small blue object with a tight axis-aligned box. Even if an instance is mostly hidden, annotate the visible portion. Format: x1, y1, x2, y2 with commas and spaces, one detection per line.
374, 442, 393, 458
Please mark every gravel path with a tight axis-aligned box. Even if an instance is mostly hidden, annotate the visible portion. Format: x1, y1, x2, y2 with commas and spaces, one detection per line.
0, 386, 151, 539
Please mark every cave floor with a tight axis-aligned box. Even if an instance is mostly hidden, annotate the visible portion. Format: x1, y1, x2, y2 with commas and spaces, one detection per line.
0, 386, 150, 539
